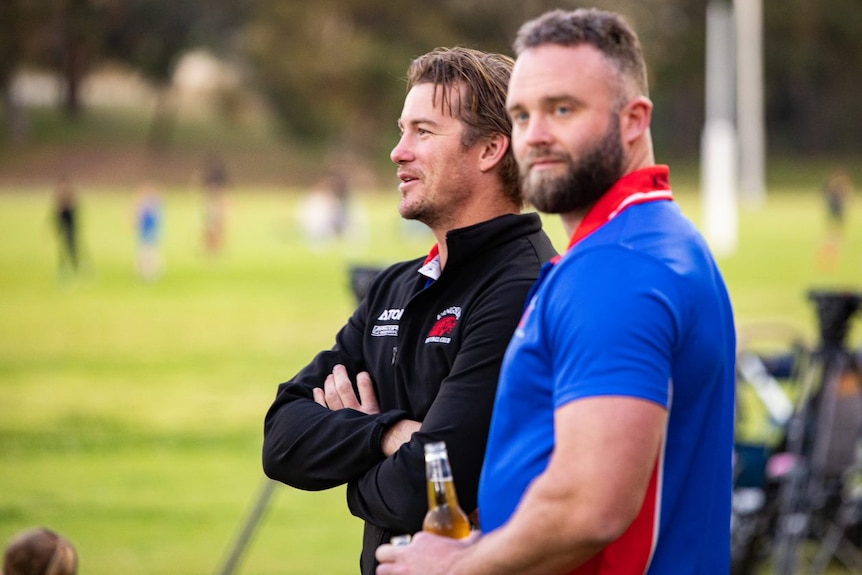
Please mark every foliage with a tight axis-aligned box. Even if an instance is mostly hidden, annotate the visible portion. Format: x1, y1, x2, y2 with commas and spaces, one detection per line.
5, 1, 862, 159
0, 0, 246, 133
241, 0, 862, 163
0, 0, 75, 137
243, 0, 464, 158
98, 0, 249, 148
102, 0, 247, 85
764, 0, 862, 154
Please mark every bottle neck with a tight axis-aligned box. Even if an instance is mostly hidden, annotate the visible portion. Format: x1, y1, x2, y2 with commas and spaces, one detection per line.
426, 455, 454, 507
431, 480, 447, 506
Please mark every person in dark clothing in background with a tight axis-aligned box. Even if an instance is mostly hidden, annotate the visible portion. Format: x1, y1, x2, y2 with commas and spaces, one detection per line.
262, 46, 557, 575
52, 176, 79, 277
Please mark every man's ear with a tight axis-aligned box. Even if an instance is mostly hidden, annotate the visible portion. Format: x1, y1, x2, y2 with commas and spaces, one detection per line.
478, 132, 509, 173
620, 96, 652, 146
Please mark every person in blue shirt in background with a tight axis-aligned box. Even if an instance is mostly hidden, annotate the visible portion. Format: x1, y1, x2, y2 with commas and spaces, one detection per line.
134, 181, 163, 282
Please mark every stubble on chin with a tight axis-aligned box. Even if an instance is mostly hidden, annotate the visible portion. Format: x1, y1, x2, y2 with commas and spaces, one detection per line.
399, 198, 439, 229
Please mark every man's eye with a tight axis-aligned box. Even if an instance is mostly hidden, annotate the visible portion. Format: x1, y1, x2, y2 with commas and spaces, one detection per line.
511, 111, 529, 123
417, 128, 431, 136
555, 105, 571, 116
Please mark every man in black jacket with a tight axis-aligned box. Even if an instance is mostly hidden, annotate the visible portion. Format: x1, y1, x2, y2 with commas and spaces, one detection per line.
262, 46, 557, 574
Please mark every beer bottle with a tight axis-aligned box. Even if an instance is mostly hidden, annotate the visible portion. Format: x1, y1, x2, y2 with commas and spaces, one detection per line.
422, 441, 472, 538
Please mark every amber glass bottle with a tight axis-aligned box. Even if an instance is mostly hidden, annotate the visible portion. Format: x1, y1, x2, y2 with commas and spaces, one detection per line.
422, 441, 472, 538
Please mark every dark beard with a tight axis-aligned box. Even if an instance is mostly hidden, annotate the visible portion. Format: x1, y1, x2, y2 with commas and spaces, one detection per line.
521, 117, 624, 214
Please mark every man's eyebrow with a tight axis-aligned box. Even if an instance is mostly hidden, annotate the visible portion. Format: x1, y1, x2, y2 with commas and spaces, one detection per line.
402, 117, 441, 129
508, 94, 580, 113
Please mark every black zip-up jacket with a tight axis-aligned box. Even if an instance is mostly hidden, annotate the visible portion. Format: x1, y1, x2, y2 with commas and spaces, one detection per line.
262, 213, 556, 574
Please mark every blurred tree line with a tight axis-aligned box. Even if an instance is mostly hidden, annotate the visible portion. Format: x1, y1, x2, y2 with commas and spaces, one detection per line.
0, 0, 247, 146
2, 0, 861, 164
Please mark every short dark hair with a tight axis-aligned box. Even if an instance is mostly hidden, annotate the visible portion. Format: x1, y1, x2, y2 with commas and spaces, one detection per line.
513, 9, 649, 101
2, 528, 78, 575
406, 47, 521, 206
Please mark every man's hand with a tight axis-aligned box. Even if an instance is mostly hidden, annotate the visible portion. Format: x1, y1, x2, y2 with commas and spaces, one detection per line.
313, 364, 380, 414
376, 531, 480, 575
314, 365, 421, 455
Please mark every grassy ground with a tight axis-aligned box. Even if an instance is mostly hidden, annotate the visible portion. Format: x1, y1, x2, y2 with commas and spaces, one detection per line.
1, 179, 861, 574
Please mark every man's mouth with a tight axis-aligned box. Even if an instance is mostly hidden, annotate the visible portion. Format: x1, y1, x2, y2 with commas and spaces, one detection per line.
528, 155, 565, 169
397, 171, 419, 190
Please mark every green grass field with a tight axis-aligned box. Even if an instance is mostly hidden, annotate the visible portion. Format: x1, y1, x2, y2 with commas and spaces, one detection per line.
1, 180, 861, 574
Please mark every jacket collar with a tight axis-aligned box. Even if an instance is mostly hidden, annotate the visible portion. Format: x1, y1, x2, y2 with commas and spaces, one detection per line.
418, 213, 544, 280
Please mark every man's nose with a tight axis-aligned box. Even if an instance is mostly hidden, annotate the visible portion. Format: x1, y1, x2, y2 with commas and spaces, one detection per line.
390, 135, 414, 164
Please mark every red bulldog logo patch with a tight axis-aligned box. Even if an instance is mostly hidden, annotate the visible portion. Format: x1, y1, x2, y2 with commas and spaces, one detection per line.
425, 306, 461, 344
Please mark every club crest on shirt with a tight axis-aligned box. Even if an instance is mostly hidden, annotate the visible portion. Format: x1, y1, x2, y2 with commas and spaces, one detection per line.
425, 306, 461, 344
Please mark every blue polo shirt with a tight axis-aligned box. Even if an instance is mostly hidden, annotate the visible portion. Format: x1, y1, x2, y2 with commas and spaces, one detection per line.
478, 166, 736, 574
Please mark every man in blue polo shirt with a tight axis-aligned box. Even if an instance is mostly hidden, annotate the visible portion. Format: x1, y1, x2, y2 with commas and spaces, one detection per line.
377, 8, 736, 575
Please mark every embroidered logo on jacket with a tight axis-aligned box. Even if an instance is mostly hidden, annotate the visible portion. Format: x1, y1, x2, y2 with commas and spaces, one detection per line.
378, 309, 403, 321
372, 325, 399, 337
372, 308, 403, 337
425, 306, 461, 344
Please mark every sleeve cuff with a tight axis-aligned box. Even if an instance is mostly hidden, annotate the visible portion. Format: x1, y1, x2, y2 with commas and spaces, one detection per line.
371, 409, 410, 456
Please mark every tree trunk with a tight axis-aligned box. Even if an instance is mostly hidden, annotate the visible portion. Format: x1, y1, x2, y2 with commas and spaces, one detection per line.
57, 0, 94, 119
61, 38, 84, 118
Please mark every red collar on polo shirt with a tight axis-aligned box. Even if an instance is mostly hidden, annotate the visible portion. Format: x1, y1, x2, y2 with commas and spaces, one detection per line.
558, 165, 673, 259
423, 243, 440, 265
418, 243, 441, 282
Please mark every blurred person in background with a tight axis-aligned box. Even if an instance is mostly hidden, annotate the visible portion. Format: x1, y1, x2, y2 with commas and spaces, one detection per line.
2, 527, 77, 575
263, 46, 557, 575
297, 169, 354, 247
134, 181, 164, 281
327, 169, 351, 240
817, 167, 853, 269
200, 154, 229, 255
378, 8, 735, 575
51, 176, 80, 278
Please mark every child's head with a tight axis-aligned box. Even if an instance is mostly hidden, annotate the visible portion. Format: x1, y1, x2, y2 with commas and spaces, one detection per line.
2, 528, 77, 575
